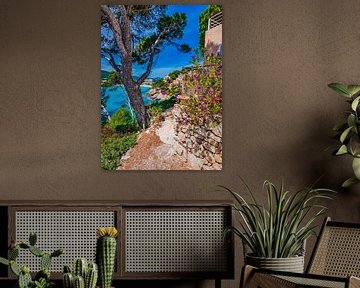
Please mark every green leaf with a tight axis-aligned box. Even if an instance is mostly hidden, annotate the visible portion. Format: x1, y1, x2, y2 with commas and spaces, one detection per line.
347, 114, 356, 128
0, 257, 9, 266
351, 96, 360, 111
347, 85, 360, 97
328, 83, 351, 97
336, 144, 348, 155
342, 177, 360, 188
340, 126, 353, 143
352, 157, 360, 179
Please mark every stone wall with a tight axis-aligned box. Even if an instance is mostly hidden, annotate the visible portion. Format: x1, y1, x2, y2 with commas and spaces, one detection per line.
172, 105, 222, 170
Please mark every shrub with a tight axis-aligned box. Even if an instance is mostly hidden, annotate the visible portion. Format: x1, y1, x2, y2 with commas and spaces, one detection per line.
101, 134, 137, 170
107, 108, 138, 133
148, 106, 163, 124
179, 53, 222, 126
148, 97, 176, 111
168, 70, 181, 80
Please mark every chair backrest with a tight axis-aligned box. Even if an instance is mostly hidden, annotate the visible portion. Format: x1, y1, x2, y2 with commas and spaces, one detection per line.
307, 217, 360, 277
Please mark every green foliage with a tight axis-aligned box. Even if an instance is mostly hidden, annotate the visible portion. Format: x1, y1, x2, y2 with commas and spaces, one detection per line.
221, 179, 335, 258
106, 108, 138, 133
151, 78, 167, 90
0, 233, 63, 288
148, 97, 176, 111
199, 5, 222, 54
101, 71, 122, 87
179, 53, 222, 126
168, 70, 181, 80
148, 106, 163, 124
32, 278, 54, 288
328, 83, 360, 187
101, 134, 137, 170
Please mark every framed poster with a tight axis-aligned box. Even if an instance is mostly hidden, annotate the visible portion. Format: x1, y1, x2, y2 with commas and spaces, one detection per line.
100, 5, 222, 170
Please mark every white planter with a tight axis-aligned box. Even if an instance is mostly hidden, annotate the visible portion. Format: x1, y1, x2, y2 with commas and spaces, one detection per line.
245, 254, 305, 273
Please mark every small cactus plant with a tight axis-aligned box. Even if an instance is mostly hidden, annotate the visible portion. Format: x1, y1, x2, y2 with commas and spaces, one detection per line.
0, 232, 63, 288
62, 259, 98, 288
96, 227, 118, 288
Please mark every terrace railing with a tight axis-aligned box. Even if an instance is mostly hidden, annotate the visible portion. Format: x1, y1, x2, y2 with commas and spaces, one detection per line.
208, 12, 222, 30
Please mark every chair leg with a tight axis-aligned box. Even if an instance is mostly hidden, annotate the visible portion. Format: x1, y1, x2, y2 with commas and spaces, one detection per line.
240, 265, 255, 288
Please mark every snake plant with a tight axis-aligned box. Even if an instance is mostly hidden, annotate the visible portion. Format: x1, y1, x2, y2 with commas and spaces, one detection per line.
222, 179, 334, 258
328, 83, 360, 187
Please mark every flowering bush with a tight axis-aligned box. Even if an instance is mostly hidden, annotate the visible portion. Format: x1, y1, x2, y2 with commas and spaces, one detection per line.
178, 53, 222, 126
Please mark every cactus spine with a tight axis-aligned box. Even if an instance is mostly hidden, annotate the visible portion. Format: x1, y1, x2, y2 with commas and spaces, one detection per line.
96, 227, 118, 288
63, 260, 98, 288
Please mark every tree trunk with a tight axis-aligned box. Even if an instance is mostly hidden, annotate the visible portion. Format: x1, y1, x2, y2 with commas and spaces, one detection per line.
124, 82, 150, 129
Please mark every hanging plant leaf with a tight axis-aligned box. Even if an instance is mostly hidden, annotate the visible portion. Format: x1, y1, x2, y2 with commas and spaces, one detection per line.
340, 127, 353, 143
347, 85, 360, 97
342, 177, 360, 188
352, 157, 360, 179
328, 83, 351, 97
351, 96, 360, 111
336, 145, 348, 155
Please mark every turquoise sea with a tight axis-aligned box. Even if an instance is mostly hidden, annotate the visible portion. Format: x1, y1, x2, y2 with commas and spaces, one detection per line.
102, 85, 152, 116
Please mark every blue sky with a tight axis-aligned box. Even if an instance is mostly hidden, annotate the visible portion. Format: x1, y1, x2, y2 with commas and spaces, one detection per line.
101, 5, 208, 78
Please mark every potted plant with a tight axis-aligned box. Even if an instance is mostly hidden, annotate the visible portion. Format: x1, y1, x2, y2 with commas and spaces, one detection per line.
328, 83, 360, 187
0, 232, 63, 288
221, 179, 334, 273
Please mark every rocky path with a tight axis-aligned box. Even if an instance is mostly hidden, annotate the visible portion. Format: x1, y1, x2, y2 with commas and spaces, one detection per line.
117, 110, 195, 170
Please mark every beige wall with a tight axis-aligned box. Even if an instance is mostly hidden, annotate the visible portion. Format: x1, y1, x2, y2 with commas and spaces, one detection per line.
1, 1, 360, 287
205, 24, 222, 54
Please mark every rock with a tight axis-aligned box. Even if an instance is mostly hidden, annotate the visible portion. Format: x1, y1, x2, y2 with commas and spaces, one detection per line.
212, 163, 222, 170
178, 132, 186, 142
208, 132, 222, 143
214, 153, 222, 164
203, 142, 216, 154
188, 153, 202, 169
213, 124, 222, 137
206, 153, 215, 163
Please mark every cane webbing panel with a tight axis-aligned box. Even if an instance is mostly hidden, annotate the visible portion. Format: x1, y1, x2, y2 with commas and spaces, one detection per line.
15, 211, 115, 272
309, 226, 360, 277
125, 210, 227, 273
277, 275, 345, 288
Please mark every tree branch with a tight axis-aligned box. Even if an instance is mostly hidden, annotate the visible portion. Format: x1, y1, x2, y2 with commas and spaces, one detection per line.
136, 33, 164, 85
101, 49, 123, 78
101, 5, 127, 57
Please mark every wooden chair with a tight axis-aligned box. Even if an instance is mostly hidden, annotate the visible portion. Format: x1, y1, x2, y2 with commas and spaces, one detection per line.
241, 217, 360, 288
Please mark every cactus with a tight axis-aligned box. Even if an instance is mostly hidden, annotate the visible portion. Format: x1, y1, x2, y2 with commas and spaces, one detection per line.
40, 253, 52, 270
74, 258, 88, 279
18, 269, 32, 288
29, 232, 37, 246
96, 227, 118, 288
0, 232, 63, 288
74, 275, 85, 288
63, 272, 74, 288
85, 263, 98, 288
29, 245, 44, 257
63, 260, 98, 288
9, 246, 19, 260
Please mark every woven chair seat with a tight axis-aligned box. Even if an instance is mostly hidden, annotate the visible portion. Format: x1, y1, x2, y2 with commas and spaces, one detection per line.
241, 218, 360, 288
